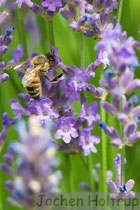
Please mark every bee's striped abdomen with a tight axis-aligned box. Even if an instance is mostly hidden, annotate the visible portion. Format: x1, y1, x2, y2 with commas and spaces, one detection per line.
26, 77, 41, 100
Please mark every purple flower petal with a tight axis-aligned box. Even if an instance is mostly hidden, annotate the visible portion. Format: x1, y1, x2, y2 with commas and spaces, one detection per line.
107, 180, 118, 193
124, 122, 137, 137
126, 179, 135, 192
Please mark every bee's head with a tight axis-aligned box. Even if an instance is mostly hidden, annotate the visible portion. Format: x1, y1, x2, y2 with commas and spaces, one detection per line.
46, 53, 57, 68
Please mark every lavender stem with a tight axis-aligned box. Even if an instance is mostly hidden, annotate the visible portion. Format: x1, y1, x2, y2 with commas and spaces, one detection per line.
100, 65, 107, 192
116, 0, 124, 24
17, 7, 28, 59
78, 32, 85, 68
48, 19, 55, 48
87, 155, 95, 191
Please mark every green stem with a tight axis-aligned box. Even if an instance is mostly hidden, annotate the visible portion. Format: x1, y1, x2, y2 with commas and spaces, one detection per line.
78, 32, 95, 191
17, 7, 28, 59
66, 154, 75, 192
116, 0, 124, 24
121, 146, 125, 184
119, 96, 125, 185
36, 15, 49, 53
87, 155, 95, 191
117, 0, 125, 200
48, 19, 55, 48
100, 66, 107, 192
78, 32, 85, 68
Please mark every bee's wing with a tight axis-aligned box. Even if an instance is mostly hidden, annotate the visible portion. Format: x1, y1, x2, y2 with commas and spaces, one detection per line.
3, 60, 31, 71
22, 66, 41, 87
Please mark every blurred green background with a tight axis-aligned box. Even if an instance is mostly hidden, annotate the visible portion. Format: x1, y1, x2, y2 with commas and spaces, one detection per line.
0, 0, 140, 209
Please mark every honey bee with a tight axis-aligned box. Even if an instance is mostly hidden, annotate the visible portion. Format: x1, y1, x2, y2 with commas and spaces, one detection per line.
4, 53, 64, 100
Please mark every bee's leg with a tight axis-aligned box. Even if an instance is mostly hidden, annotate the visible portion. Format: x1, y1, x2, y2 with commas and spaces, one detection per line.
50, 73, 64, 83
40, 72, 64, 83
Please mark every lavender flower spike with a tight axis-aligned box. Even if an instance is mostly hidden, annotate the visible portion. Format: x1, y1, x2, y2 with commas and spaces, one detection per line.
107, 154, 135, 201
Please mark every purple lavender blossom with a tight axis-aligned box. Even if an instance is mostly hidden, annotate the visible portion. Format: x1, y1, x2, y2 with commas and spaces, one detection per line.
10, 99, 30, 120
54, 117, 79, 143
107, 154, 135, 201
95, 24, 139, 72
66, 65, 90, 92
80, 97, 100, 127
10, 97, 59, 126
41, 0, 64, 17
60, 0, 117, 38
0, 113, 15, 147
15, 0, 34, 8
78, 128, 100, 156
27, 98, 59, 126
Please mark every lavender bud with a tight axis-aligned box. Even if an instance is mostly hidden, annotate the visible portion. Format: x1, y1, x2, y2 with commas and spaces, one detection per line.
100, 101, 116, 115
79, 183, 90, 191
111, 139, 122, 148
83, 29, 96, 38
128, 95, 139, 106
126, 79, 140, 93
124, 122, 136, 137
4, 26, 15, 38
0, 163, 13, 176
68, 5, 76, 18
128, 132, 140, 143
103, 69, 113, 80
0, 73, 9, 84
3, 154, 14, 165
98, 121, 107, 130
5, 181, 14, 192
134, 115, 140, 123
60, 8, 73, 22
100, 11, 108, 26
69, 21, 79, 31
131, 106, 140, 118
30, 4, 42, 15
0, 46, 8, 56
92, 21, 101, 34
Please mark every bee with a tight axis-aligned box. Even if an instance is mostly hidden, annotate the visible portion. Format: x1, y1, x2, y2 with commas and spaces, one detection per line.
4, 53, 64, 100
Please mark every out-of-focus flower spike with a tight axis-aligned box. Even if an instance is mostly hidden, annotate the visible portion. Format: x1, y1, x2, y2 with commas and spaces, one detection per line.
0, 0, 6, 7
